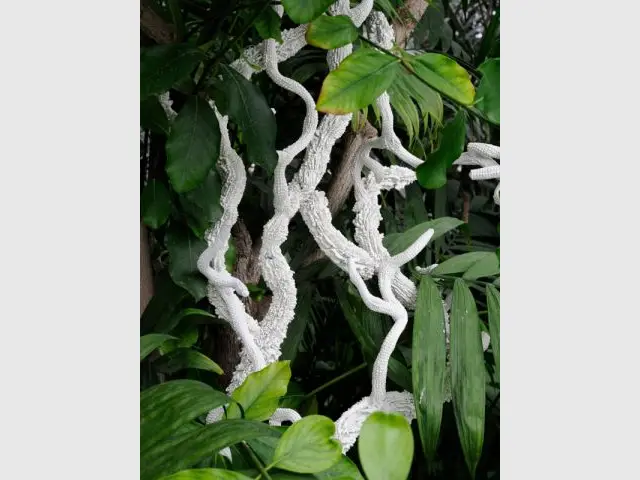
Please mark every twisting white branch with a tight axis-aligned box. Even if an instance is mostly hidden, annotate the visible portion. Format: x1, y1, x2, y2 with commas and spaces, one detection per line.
454, 142, 501, 205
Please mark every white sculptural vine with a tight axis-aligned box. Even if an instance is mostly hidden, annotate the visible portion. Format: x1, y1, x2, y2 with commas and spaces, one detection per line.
177, 0, 502, 452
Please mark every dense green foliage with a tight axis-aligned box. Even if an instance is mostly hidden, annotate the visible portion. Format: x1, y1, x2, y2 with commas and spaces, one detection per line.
141, 0, 500, 478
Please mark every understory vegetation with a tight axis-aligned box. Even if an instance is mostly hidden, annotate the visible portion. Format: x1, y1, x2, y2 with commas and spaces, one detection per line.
140, 0, 500, 478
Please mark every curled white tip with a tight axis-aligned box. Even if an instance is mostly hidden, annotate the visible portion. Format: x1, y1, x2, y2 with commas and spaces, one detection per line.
391, 228, 435, 267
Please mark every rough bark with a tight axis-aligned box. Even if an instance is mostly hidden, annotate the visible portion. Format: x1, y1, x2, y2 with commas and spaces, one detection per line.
140, 223, 154, 315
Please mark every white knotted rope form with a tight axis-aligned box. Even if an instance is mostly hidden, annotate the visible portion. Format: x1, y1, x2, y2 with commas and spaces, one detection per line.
183, 0, 496, 451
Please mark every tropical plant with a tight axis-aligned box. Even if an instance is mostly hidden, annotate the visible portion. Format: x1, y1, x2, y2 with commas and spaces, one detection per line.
140, 0, 499, 478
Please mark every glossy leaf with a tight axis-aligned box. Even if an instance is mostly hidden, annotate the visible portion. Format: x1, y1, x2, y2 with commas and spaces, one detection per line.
475, 58, 500, 124
317, 48, 401, 114
433, 251, 497, 277
416, 111, 466, 189
358, 412, 414, 480
140, 380, 232, 454
450, 279, 486, 478
178, 169, 223, 238
463, 251, 500, 280
255, 8, 283, 43
405, 52, 475, 105
413, 276, 446, 462
159, 469, 253, 480
141, 44, 204, 99
141, 419, 280, 480
273, 415, 342, 473
282, 0, 335, 23
166, 96, 220, 193
156, 307, 222, 334
306, 15, 358, 50
314, 457, 364, 479
383, 217, 463, 255
227, 361, 291, 421
141, 180, 172, 229
141, 96, 170, 134
141, 334, 176, 361
155, 348, 224, 375
486, 285, 500, 381
165, 225, 208, 301
212, 65, 278, 174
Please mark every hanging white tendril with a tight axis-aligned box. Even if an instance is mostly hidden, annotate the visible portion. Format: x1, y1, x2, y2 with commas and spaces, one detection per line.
454, 142, 500, 205
181, 0, 496, 452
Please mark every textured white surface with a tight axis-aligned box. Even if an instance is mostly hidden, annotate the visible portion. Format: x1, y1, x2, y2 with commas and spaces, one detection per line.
185, 1, 499, 444
454, 143, 501, 205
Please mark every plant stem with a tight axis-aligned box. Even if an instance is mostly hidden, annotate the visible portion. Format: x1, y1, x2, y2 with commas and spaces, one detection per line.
303, 362, 368, 400
243, 442, 273, 480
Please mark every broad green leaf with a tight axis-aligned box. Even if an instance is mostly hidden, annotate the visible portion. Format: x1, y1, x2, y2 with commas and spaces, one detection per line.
475, 58, 500, 124
314, 457, 364, 479
227, 361, 292, 421
141, 44, 204, 99
306, 15, 358, 50
317, 48, 401, 114
413, 276, 446, 462
383, 217, 463, 255
141, 96, 170, 134
159, 469, 253, 480
282, 0, 335, 23
141, 419, 280, 480
166, 96, 220, 193
405, 52, 475, 105
155, 348, 224, 375
212, 65, 278, 174
486, 285, 500, 381
140, 380, 232, 454
432, 251, 496, 277
178, 169, 223, 238
255, 7, 283, 43
273, 415, 342, 473
416, 111, 466, 189
141, 180, 172, 229
463, 251, 500, 280
450, 279, 486, 477
156, 307, 222, 334
165, 225, 208, 301
159, 325, 199, 355
141, 333, 176, 361
358, 412, 414, 480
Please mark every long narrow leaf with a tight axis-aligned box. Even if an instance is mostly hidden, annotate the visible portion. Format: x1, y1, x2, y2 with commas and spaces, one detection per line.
450, 279, 486, 477
412, 276, 446, 462
141, 334, 176, 361
141, 380, 232, 454
486, 285, 500, 381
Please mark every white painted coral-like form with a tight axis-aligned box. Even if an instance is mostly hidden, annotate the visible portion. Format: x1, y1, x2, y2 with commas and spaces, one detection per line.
453, 143, 501, 205
186, 0, 497, 447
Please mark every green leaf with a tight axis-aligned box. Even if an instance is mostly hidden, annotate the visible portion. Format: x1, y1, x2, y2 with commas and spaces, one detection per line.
432, 251, 498, 278
383, 217, 464, 255
227, 361, 292, 421
317, 48, 401, 114
413, 276, 446, 462
140, 380, 232, 454
159, 469, 253, 480
212, 65, 278, 174
405, 52, 475, 105
486, 285, 500, 381
463, 252, 500, 280
141, 96, 170, 134
314, 457, 364, 479
141, 44, 204, 99
141, 419, 280, 480
450, 279, 486, 477
178, 169, 223, 238
273, 415, 342, 473
165, 224, 208, 301
141, 333, 177, 361
156, 307, 222, 334
156, 348, 224, 375
255, 8, 283, 42
166, 96, 221, 193
141, 271, 190, 333
141, 180, 172, 229
416, 111, 466, 189
475, 58, 500, 124
306, 15, 358, 50
358, 412, 414, 480
282, 0, 335, 23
